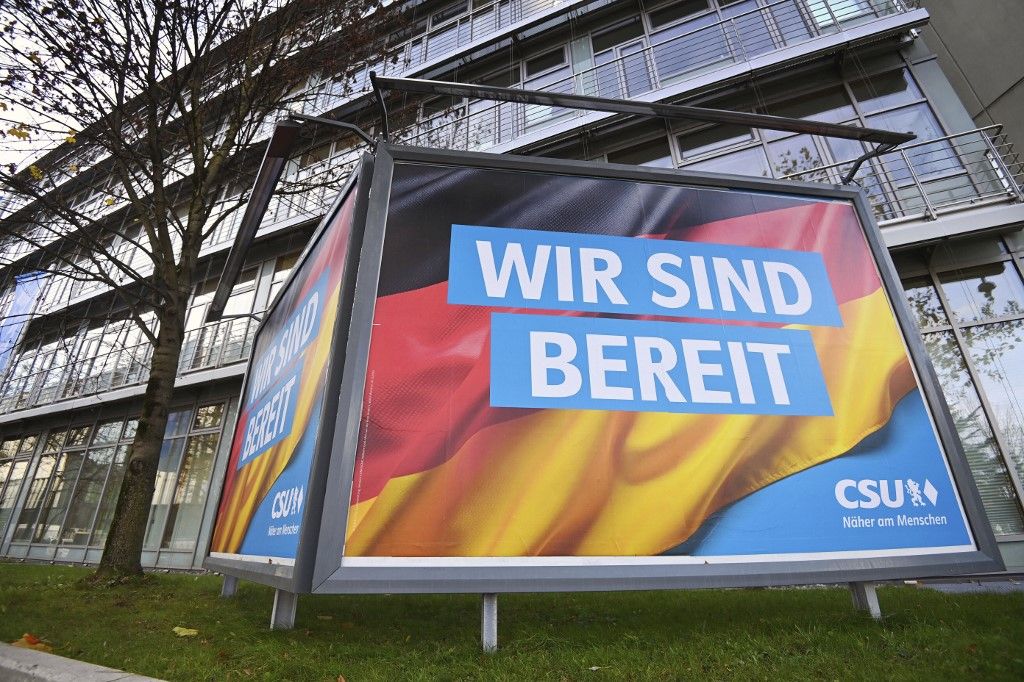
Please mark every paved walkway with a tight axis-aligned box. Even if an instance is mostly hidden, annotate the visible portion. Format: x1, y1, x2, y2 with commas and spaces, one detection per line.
917, 577, 1024, 594
0, 643, 162, 682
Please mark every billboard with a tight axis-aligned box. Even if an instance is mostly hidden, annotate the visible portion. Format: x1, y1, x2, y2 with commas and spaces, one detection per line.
207, 168, 363, 571
210, 145, 1001, 593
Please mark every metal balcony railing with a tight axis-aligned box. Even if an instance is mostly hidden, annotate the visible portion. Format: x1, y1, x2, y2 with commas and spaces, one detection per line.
381, 0, 560, 76
786, 126, 1024, 222
402, 0, 918, 151
142, 1, 926, 253
0, 316, 258, 414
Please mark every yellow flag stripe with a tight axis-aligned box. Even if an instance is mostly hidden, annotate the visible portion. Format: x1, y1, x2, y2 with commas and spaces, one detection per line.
345, 288, 916, 557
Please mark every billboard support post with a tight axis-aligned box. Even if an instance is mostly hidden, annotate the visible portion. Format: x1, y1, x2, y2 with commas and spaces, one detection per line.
481, 594, 498, 653
271, 590, 298, 630
220, 575, 239, 598
850, 582, 882, 620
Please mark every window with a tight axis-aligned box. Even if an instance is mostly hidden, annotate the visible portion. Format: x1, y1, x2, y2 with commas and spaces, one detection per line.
144, 402, 227, 553
685, 145, 771, 177
762, 87, 856, 140
897, 235, 1024, 537
648, 0, 711, 30
850, 68, 923, 114
181, 267, 258, 371
0, 435, 37, 539
269, 252, 300, 303
59, 419, 135, 546
524, 47, 567, 77
607, 137, 674, 168
767, 134, 826, 179
810, 0, 872, 28
523, 47, 573, 130
867, 104, 953, 182
650, 5, 730, 82
678, 123, 754, 159
430, 1, 469, 28
592, 19, 645, 54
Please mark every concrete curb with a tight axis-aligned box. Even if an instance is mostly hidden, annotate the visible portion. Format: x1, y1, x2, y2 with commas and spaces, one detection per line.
0, 643, 164, 681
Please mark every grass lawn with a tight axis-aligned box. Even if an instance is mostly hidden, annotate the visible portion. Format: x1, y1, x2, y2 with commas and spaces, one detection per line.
1, 563, 1022, 681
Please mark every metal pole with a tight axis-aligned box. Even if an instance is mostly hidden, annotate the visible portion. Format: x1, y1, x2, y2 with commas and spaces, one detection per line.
481, 593, 498, 653
206, 119, 302, 323
271, 589, 298, 630
374, 75, 915, 145
220, 574, 238, 598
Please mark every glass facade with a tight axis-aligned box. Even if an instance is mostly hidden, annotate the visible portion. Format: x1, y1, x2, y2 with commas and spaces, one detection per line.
0, 399, 230, 567
895, 234, 1024, 538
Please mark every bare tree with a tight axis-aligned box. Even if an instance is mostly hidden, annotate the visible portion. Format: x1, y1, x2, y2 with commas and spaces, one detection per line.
0, 0, 399, 580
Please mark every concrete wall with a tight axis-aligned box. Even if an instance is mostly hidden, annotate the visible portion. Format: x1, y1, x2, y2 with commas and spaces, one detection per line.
920, 0, 1024, 144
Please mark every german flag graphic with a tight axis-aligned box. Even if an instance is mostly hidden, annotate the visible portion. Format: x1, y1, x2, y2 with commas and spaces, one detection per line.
344, 165, 917, 558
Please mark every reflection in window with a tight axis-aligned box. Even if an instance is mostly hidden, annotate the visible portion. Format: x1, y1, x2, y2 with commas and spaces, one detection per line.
2, 420, 137, 547
144, 409, 190, 549
88, 445, 130, 547
58, 446, 114, 546
902, 276, 949, 329
32, 451, 86, 543
11, 452, 56, 542
923, 332, 1024, 535
160, 433, 219, 550
938, 262, 1024, 324
962, 321, 1024, 491
767, 134, 825, 179
868, 104, 953, 183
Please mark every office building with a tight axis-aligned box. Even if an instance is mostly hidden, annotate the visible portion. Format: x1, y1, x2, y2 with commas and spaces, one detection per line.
1, 0, 1022, 571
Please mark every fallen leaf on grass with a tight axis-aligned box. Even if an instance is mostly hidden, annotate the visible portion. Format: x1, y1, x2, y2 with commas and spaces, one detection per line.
172, 626, 199, 637
588, 666, 606, 671
317, 615, 333, 620
11, 633, 53, 653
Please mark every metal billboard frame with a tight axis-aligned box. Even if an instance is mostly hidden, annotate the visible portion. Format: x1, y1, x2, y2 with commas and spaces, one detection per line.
203, 152, 376, 594
299, 143, 1003, 596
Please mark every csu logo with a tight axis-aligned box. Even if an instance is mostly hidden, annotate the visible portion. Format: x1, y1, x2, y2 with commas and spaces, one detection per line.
271, 486, 304, 520
834, 479, 938, 509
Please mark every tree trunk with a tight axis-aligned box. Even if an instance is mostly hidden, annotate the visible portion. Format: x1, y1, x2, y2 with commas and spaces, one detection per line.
94, 304, 184, 581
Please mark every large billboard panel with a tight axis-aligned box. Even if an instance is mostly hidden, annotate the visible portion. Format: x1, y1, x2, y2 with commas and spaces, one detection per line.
207, 146, 1000, 594
325, 148, 996, 583
208, 180, 358, 566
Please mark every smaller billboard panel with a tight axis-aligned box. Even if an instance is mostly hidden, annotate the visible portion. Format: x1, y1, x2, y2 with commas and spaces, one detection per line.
208, 185, 357, 564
